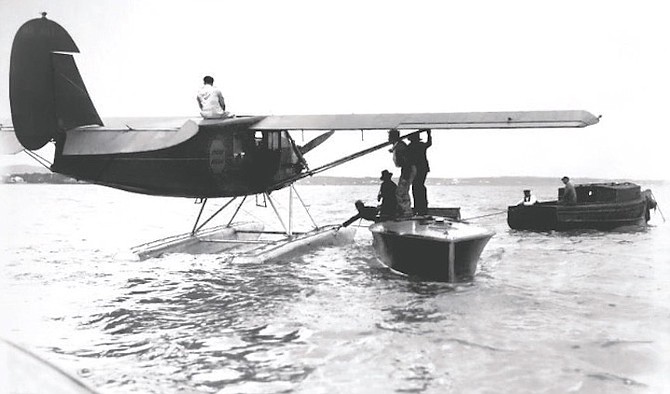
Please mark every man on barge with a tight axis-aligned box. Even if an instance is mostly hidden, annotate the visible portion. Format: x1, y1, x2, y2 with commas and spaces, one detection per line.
561, 176, 577, 204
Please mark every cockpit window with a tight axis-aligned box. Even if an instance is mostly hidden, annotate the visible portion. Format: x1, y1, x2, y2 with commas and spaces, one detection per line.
268, 131, 282, 150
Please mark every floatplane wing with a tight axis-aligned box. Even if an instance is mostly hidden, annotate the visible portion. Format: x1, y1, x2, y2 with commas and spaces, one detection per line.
246, 110, 599, 188
248, 110, 599, 131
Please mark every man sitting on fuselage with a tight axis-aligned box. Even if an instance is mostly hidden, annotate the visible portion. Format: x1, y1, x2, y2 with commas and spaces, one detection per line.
197, 75, 229, 119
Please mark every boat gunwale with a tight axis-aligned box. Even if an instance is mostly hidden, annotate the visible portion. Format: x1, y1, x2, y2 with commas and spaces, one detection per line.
369, 220, 494, 243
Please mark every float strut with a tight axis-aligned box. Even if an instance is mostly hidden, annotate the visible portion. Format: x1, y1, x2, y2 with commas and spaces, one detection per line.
192, 197, 239, 235
226, 195, 248, 227
191, 198, 208, 235
292, 185, 319, 230
265, 193, 288, 235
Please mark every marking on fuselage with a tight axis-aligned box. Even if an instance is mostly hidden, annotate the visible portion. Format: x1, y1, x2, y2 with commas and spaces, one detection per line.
209, 138, 225, 174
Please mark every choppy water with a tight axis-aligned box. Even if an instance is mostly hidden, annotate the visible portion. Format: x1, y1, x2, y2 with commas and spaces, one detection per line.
1, 182, 669, 393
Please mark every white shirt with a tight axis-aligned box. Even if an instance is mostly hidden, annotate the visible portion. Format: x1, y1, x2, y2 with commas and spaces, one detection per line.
197, 84, 226, 118
516, 194, 538, 206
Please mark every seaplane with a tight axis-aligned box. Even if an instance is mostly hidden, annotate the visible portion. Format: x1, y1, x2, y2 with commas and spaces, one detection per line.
5, 15, 599, 275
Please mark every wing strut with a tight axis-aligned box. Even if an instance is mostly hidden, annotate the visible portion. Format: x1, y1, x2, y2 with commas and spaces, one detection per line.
268, 130, 422, 190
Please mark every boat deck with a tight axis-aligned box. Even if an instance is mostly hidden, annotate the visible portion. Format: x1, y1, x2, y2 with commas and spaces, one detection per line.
370, 217, 494, 243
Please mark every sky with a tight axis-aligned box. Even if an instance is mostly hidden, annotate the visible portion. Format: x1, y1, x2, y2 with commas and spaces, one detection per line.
1, 0, 669, 180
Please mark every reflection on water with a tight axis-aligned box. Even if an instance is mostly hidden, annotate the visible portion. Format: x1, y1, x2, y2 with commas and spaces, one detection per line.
1, 183, 669, 393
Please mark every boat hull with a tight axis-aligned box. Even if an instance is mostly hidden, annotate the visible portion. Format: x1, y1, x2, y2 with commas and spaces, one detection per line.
507, 183, 655, 231
370, 218, 494, 282
507, 200, 648, 231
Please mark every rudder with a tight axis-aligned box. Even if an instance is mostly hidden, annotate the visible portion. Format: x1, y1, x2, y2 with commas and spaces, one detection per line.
10, 14, 102, 150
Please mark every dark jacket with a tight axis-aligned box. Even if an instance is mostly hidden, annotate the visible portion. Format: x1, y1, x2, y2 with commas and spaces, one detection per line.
378, 179, 397, 217
562, 181, 577, 204
342, 205, 379, 227
408, 139, 432, 172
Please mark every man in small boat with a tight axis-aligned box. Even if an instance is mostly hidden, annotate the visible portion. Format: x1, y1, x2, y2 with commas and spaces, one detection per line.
388, 128, 415, 218
560, 176, 577, 204
196, 75, 230, 119
378, 169, 397, 220
341, 200, 379, 227
407, 129, 432, 216
517, 189, 538, 206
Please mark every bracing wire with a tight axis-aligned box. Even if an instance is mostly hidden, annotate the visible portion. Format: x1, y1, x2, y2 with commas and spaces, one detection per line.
22, 149, 52, 170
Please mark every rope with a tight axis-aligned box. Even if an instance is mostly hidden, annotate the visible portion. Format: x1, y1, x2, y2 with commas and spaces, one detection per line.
651, 191, 665, 223
462, 210, 507, 221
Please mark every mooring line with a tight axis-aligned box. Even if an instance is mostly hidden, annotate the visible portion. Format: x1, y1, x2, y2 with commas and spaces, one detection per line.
462, 210, 507, 221
650, 192, 665, 222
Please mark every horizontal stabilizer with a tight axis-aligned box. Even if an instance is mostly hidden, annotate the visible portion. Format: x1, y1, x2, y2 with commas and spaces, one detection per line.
250, 110, 599, 131
62, 120, 199, 155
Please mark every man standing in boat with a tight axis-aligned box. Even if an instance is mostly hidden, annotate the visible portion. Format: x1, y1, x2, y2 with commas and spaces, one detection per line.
388, 128, 415, 218
407, 129, 432, 215
561, 176, 577, 204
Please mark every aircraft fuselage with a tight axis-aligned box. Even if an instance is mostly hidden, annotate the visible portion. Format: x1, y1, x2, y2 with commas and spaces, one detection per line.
52, 119, 305, 198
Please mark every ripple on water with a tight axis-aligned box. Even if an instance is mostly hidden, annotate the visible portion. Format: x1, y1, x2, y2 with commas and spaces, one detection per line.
3, 183, 669, 393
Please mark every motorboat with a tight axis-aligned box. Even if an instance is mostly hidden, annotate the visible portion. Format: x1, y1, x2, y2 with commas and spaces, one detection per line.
369, 209, 494, 282
507, 182, 657, 231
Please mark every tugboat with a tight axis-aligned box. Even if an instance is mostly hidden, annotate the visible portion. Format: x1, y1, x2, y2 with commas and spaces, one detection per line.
507, 182, 657, 231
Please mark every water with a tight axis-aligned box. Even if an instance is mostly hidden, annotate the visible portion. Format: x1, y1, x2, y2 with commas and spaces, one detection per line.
1, 182, 669, 393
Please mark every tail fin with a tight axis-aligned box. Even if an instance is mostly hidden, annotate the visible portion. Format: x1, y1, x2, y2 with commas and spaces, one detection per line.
10, 14, 102, 150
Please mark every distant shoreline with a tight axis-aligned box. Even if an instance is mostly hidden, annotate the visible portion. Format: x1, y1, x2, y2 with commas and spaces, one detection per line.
2, 173, 84, 184
2, 173, 664, 186
297, 176, 665, 186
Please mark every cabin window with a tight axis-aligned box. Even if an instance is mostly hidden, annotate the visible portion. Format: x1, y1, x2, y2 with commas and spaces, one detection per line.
268, 131, 282, 151
255, 131, 263, 148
